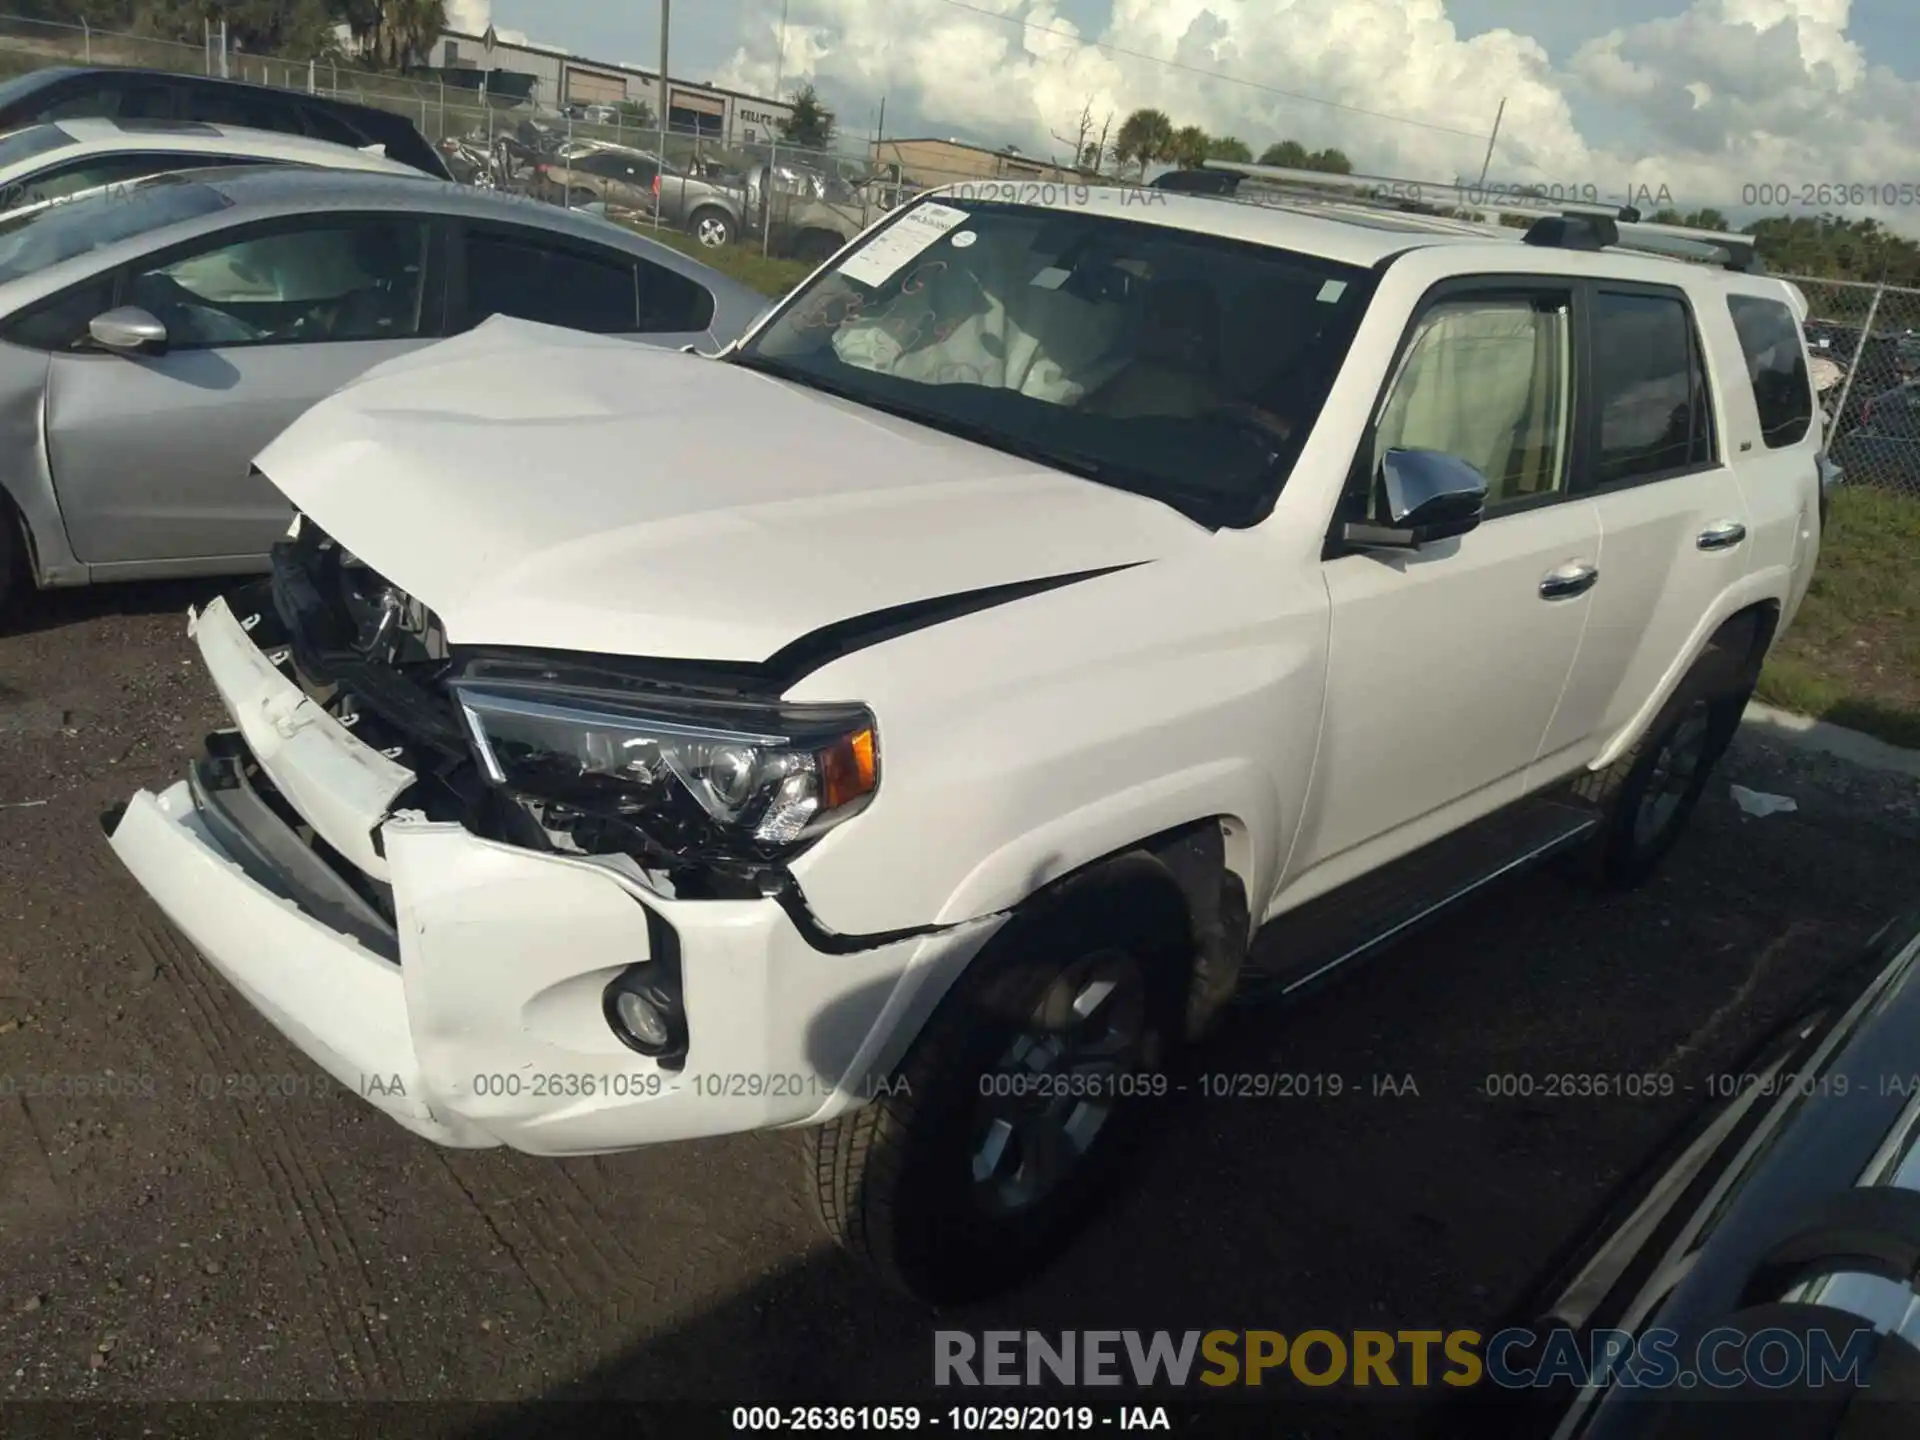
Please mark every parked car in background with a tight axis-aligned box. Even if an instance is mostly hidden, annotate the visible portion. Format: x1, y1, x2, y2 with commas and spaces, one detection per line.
1466, 905, 1920, 1439
537, 145, 751, 248
0, 117, 416, 217
745, 158, 869, 263
0, 65, 451, 179
0, 166, 764, 618
1828, 378, 1920, 493
1805, 320, 1904, 434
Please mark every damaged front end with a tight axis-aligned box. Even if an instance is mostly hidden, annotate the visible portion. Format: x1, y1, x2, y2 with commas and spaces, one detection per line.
245, 516, 882, 914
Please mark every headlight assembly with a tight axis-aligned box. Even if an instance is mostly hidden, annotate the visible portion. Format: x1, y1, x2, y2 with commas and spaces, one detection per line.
448, 673, 878, 864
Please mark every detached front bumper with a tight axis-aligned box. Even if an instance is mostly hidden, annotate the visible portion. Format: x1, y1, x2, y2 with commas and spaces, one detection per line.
106, 596, 997, 1155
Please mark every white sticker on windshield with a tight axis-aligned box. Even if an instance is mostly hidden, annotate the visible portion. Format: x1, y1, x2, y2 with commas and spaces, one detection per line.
1317, 279, 1349, 303
950, 230, 977, 248
1031, 266, 1070, 290
838, 202, 971, 287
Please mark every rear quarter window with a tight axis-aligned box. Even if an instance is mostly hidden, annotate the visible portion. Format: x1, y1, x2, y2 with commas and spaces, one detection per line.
1727, 294, 1814, 449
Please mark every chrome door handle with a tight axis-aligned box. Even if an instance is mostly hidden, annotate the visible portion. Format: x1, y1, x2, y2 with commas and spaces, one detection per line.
1539, 562, 1599, 600
1697, 520, 1748, 551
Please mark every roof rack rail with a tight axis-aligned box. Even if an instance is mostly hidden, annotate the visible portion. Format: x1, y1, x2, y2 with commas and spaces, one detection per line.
1521, 213, 1763, 273
1190, 159, 1638, 221
1166, 160, 1765, 274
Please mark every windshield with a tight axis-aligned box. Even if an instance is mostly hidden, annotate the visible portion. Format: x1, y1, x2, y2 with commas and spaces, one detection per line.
736, 197, 1371, 526
0, 174, 230, 285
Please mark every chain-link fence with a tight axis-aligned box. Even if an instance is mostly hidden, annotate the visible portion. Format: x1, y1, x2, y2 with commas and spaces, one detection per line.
1783, 274, 1920, 498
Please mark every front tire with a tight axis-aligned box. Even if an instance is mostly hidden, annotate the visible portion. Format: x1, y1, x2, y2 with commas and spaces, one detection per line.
808, 881, 1190, 1304
1571, 640, 1750, 889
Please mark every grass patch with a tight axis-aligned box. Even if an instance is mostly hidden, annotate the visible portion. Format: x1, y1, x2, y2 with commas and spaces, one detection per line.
1756, 486, 1920, 749
632, 226, 814, 298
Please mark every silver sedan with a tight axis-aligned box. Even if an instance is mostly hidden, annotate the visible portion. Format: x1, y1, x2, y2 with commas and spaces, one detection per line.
0, 165, 768, 619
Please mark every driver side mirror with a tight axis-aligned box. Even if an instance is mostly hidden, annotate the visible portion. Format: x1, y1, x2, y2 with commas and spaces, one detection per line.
1341, 448, 1488, 550
88, 306, 168, 357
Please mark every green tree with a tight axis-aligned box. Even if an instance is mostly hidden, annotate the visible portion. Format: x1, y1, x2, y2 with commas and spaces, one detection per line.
1113, 107, 1173, 175
779, 82, 836, 150
343, 0, 447, 70
1256, 139, 1351, 174
1167, 124, 1209, 169
1206, 134, 1252, 163
1258, 138, 1309, 168
1649, 207, 1729, 231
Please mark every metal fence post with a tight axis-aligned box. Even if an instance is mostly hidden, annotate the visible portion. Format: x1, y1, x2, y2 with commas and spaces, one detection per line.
1827, 281, 1885, 443
763, 135, 777, 258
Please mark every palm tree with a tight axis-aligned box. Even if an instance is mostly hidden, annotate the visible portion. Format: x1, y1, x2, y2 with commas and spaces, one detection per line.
1206, 135, 1252, 163
350, 0, 447, 71
1112, 107, 1173, 177
1167, 125, 1209, 169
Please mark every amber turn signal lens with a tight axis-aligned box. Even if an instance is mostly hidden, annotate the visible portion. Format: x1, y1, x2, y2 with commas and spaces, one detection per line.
819, 727, 878, 810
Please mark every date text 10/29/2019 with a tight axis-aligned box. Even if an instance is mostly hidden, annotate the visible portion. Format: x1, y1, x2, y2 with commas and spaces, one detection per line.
730, 1406, 1173, 1431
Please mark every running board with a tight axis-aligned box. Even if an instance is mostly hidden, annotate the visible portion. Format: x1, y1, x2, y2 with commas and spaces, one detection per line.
1238, 799, 1599, 1004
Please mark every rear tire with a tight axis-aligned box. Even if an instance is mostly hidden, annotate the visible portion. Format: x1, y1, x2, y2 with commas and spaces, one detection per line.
1570, 639, 1751, 889
792, 230, 844, 267
808, 880, 1190, 1304
688, 207, 734, 248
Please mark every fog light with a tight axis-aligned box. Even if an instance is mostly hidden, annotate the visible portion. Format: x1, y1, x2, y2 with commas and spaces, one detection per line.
603, 961, 686, 1060
614, 988, 670, 1049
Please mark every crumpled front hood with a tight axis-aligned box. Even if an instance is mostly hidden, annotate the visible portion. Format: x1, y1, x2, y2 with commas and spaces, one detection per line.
255, 317, 1203, 664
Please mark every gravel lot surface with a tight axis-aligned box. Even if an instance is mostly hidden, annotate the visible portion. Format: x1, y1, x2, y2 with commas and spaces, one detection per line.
2, 579, 1918, 1426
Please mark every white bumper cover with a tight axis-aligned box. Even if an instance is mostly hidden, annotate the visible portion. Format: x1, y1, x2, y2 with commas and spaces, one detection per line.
108, 597, 998, 1154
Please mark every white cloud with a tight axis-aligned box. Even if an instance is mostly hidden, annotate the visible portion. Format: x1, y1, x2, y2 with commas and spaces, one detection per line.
443, 0, 566, 54
445, 0, 493, 34
710, 0, 1920, 229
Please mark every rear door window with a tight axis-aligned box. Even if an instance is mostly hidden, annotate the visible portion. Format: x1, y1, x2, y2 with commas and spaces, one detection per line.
1588, 289, 1716, 485
459, 227, 638, 333
1726, 294, 1813, 449
636, 257, 714, 333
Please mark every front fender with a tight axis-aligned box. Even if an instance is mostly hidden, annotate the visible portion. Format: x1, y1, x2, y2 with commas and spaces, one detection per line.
931, 758, 1277, 925
0, 349, 83, 587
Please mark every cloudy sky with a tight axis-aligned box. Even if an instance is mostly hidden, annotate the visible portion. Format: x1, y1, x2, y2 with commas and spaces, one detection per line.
464, 0, 1920, 220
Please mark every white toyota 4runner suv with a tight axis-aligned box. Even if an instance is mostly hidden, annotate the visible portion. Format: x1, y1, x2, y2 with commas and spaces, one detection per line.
106, 188, 1824, 1303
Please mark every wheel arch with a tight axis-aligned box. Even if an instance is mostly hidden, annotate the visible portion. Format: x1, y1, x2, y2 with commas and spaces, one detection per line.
1589, 582, 1784, 771
829, 815, 1259, 1103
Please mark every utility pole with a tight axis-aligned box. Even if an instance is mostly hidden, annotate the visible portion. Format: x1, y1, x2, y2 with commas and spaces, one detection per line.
1475, 96, 1506, 189
762, 0, 788, 258
655, 0, 670, 230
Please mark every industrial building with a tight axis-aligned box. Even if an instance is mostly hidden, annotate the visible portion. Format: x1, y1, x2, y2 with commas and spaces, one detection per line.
428, 28, 794, 145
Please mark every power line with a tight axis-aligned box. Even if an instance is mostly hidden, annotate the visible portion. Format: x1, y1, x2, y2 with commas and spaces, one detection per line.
925, 0, 1493, 142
